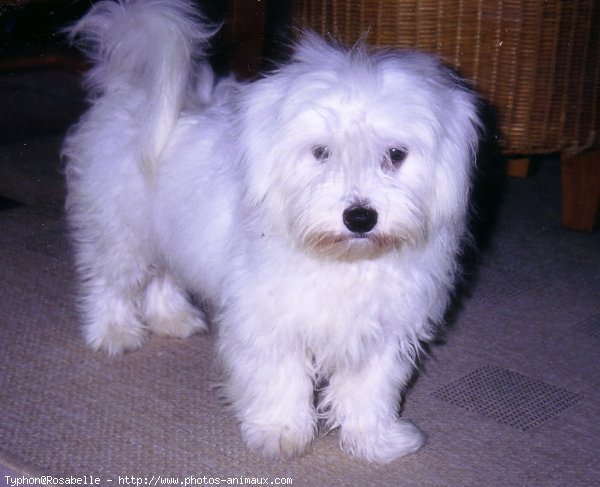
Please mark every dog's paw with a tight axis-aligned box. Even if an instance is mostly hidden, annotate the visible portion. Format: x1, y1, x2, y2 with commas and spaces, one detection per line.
339, 419, 425, 463
242, 421, 316, 459
146, 303, 208, 339
144, 275, 209, 338
84, 315, 146, 356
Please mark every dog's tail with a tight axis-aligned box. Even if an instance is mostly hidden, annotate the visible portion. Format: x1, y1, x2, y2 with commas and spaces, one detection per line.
68, 0, 216, 175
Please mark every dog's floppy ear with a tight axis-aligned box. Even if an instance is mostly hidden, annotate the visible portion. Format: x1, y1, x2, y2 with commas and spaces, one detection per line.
431, 74, 482, 232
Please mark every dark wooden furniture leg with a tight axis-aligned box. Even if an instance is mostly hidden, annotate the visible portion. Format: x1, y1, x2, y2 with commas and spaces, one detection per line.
561, 149, 600, 232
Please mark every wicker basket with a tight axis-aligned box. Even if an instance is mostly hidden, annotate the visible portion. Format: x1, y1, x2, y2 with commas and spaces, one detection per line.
292, 0, 600, 156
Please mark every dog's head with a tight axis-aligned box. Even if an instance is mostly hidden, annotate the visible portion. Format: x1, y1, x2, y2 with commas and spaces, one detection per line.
237, 34, 480, 260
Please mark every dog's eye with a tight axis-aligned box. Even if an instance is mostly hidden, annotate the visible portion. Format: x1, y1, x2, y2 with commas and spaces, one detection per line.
387, 147, 408, 167
312, 145, 331, 162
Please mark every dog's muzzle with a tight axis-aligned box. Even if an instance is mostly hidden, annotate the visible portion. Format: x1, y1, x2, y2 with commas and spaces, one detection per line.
301, 204, 417, 259
343, 206, 378, 234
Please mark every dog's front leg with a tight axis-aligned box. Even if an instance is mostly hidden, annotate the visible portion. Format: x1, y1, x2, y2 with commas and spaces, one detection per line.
220, 338, 317, 459
321, 340, 425, 463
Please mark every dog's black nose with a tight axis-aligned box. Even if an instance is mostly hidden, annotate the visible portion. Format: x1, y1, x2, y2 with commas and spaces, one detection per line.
343, 206, 378, 234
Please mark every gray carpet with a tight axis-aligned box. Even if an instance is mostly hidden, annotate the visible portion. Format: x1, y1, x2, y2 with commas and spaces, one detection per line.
1, 69, 599, 487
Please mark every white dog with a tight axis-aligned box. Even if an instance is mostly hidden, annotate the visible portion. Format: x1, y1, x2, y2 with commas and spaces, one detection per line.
63, 0, 480, 463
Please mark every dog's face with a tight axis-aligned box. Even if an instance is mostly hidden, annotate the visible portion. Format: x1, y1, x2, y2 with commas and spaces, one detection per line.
237, 35, 479, 260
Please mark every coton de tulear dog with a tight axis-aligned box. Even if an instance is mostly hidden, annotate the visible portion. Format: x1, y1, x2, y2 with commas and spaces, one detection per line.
63, 0, 480, 463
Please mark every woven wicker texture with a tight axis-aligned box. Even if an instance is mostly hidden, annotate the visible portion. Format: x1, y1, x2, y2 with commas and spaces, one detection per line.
292, 0, 600, 155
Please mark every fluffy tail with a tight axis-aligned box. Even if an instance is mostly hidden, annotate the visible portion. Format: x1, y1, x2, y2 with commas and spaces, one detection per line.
68, 0, 215, 175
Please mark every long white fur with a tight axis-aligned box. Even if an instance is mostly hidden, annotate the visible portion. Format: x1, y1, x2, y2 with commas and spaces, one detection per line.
63, 0, 480, 463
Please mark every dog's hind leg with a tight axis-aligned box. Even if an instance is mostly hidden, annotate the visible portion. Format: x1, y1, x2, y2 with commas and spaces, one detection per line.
75, 239, 150, 356
142, 271, 208, 339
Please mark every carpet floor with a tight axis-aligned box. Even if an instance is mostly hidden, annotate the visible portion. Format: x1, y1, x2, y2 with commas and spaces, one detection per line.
1, 69, 599, 487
